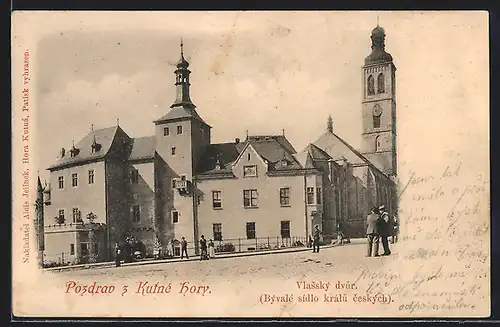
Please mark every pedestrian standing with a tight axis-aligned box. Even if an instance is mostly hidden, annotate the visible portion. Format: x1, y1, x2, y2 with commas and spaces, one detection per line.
366, 207, 380, 257
114, 243, 121, 267
200, 235, 208, 260
312, 225, 321, 253
378, 205, 391, 256
391, 216, 399, 244
208, 239, 215, 259
180, 237, 189, 259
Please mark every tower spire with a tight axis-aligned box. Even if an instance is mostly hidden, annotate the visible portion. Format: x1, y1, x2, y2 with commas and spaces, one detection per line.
327, 115, 333, 133
171, 39, 195, 109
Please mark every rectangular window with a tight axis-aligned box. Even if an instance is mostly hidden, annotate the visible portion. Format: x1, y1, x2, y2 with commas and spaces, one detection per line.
306, 187, 315, 204
280, 187, 290, 206
131, 205, 140, 222
58, 176, 64, 189
58, 209, 65, 220
71, 173, 78, 187
88, 169, 95, 184
72, 208, 79, 223
130, 169, 139, 184
243, 189, 258, 208
213, 223, 222, 241
172, 211, 179, 223
177, 125, 183, 135
70, 244, 75, 255
171, 147, 176, 156
246, 222, 256, 240
212, 191, 222, 209
243, 165, 257, 177
316, 187, 322, 205
281, 221, 291, 238
164, 127, 170, 136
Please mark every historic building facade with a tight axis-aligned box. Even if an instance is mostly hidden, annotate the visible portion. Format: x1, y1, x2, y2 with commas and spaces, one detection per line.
40, 26, 398, 264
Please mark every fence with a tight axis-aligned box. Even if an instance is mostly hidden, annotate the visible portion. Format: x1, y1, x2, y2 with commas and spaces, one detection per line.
42, 250, 101, 268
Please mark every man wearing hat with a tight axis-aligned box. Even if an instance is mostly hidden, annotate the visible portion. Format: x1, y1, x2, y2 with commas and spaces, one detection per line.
312, 225, 322, 253
378, 205, 391, 256
366, 206, 380, 257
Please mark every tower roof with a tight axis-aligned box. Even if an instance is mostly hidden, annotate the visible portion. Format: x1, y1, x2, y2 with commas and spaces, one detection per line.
364, 25, 393, 65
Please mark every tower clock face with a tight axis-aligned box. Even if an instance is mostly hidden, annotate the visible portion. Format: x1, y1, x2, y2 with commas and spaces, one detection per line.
372, 105, 382, 116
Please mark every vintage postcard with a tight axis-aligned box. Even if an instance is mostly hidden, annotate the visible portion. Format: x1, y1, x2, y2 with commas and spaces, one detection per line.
11, 11, 490, 318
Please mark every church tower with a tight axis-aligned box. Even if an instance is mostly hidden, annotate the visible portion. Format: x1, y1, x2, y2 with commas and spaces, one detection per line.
154, 40, 211, 255
361, 25, 397, 177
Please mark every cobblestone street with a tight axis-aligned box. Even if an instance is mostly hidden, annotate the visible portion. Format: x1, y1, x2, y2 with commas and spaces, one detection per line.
58, 240, 398, 281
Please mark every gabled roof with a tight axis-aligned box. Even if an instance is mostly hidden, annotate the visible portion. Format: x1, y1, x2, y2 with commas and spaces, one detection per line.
303, 143, 332, 160
48, 126, 130, 171
246, 135, 297, 154
128, 136, 155, 161
154, 105, 210, 127
312, 130, 390, 178
196, 142, 242, 174
312, 131, 368, 165
247, 137, 302, 171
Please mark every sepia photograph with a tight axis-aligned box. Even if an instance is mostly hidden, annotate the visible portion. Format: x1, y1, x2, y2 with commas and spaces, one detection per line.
11, 11, 490, 318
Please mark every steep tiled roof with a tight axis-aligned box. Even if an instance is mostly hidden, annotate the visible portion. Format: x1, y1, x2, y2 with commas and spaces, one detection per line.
312, 131, 368, 165
303, 143, 332, 160
48, 126, 130, 171
312, 130, 390, 178
196, 142, 242, 174
154, 105, 210, 127
128, 136, 155, 161
247, 137, 302, 171
247, 135, 297, 154
293, 151, 317, 169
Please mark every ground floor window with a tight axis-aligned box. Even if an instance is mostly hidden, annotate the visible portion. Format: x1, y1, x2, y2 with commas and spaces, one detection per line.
280, 221, 291, 238
246, 222, 256, 239
70, 243, 75, 255
213, 223, 222, 241
80, 243, 89, 257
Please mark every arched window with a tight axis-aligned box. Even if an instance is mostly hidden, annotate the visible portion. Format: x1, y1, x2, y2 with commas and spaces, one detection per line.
375, 135, 382, 152
367, 75, 375, 95
373, 115, 381, 128
377, 73, 385, 94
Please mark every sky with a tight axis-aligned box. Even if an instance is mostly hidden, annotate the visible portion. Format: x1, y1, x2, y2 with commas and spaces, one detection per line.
25, 11, 488, 183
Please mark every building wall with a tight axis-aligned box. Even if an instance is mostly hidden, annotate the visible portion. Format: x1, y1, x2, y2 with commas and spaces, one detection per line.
43, 229, 77, 264
155, 119, 198, 253
128, 161, 156, 253
45, 161, 106, 226
105, 160, 130, 259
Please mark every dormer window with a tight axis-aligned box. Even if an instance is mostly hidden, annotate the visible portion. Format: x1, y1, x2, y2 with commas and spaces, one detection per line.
91, 137, 101, 153
69, 146, 80, 158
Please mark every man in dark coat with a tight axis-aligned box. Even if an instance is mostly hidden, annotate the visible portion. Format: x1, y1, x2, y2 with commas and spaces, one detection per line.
180, 237, 189, 259
378, 205, 391, 256
114, 243, 122, 267
366, 207, 380, 257
312, 225, 321, 253
200, 235, 208, 260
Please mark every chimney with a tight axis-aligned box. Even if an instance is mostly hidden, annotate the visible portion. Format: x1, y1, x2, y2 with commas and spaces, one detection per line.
235, 138, 240, 144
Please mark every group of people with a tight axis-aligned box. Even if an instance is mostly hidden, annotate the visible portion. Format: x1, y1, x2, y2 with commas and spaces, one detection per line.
366, 204, 398, 257
198, 235, 216, 260
114, 236, 146, 267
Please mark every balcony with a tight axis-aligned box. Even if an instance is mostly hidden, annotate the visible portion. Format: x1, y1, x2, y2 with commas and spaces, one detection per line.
173, 178, 191, 195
